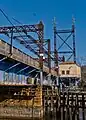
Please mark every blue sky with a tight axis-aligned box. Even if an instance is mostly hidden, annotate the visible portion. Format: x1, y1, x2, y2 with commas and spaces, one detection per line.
0, 0, 86, 62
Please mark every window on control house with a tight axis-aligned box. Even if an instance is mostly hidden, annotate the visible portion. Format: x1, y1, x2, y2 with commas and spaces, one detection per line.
66, 70, 70, 75
62, 70, 65, 75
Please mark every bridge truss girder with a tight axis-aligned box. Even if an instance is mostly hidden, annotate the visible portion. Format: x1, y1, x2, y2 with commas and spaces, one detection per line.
0, 21, 44, 72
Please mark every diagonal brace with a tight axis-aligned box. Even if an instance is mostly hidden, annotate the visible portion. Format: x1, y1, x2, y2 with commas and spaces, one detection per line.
57, 34, 73, 51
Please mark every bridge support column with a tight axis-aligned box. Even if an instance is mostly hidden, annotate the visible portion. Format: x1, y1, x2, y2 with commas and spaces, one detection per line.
56, 76, 59, 86
3, 72, 9, 83
40, 71, 43, 86
47, 74, 51, 85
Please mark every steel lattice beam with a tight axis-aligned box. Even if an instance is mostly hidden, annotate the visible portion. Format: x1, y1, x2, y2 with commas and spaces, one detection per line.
0, 24, 39, 33
0, 21, 44, 72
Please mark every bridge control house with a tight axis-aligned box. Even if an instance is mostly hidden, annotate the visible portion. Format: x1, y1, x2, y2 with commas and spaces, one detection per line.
59, 62, 81, 86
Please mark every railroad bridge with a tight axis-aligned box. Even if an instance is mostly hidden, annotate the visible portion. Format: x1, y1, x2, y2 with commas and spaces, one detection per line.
0, 38, 57, 83
0, 21, 57, 85
0, 17, 78, 119
0, 21, 58, 119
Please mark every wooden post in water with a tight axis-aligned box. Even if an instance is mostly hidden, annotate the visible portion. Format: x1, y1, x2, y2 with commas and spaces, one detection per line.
76, 93, 79, 120
56, 95, 59, 120
82, 94, 85, 120
71, 93, 75, 120
32, 97, 34, 119
63, 93, 65, 120
59, 92, 61, 120
67, 92, 70, 120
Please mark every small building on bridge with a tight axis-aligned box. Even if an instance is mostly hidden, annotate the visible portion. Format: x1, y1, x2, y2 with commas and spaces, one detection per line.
59, 61, 81, 86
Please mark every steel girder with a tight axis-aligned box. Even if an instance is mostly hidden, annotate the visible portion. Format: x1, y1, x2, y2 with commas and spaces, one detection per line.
0, 24, 39, 33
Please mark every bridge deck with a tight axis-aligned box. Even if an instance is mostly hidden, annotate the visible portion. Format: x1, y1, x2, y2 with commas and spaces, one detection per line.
0, 39, 57, 76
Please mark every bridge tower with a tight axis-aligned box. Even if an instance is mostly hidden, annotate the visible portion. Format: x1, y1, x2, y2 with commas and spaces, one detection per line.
54, 17, 76, 66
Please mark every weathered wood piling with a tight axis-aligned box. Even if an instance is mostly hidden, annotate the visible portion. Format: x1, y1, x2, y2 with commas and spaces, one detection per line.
1, 84, 86, 120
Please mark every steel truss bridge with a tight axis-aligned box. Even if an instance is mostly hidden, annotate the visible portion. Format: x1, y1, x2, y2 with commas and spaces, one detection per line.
0, 21, 57, 84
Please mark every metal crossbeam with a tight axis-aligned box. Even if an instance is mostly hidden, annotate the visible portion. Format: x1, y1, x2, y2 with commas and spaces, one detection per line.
0, 25, 39, 33
5, 63, 21, 72
56, 29, 73, 33
14, 36, 40, 57
13, 35, 52, 63
0, 57, 8, 62
16, 66, 30, 74
26, 69, 36, 76
58, 51, 73, 54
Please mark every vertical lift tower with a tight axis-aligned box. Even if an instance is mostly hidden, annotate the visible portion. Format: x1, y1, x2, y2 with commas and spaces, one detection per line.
54, 18, 76, 86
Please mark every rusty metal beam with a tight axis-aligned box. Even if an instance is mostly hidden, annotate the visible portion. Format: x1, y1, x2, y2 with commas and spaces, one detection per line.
48, 39, 51, 74
0, 24, 39, 33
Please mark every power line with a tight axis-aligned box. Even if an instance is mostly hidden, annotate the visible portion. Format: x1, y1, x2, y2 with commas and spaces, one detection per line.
0, 9, 14, 26
0, 9, 39, 57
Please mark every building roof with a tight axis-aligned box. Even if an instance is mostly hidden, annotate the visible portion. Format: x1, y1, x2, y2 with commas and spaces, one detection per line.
59, 61, 80, 67
59, 61, 75, 64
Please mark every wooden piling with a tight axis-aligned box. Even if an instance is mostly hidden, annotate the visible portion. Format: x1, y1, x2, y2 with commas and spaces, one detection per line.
82, 94, 85, 120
